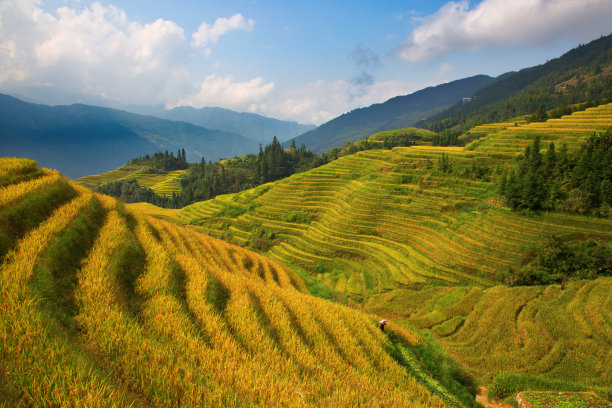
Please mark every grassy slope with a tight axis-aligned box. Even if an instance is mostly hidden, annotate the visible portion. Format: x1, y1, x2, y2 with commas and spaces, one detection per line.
75, 163, 185, 197
169, 104, 612, 399
0, 160, 466, 407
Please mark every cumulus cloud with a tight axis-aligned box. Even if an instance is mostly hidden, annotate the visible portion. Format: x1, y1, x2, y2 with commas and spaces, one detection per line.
191, 13, 254, 50
172, 74, 274, 110
0, 1, 190, 104
397, 0, 612, 62
0, 2, 257, 106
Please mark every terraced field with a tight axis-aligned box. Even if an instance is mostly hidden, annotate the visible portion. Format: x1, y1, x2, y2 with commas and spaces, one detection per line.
75, 163, 185, 197
517, 391, 612, 408
467, 103, 612, 154
0, 159, 468, 407
176, 104, 612, 297
365, 278, 612, 393
164, 104, 612, 403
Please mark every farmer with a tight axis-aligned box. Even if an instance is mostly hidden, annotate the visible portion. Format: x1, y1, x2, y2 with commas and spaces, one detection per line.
378, 319, 387, 332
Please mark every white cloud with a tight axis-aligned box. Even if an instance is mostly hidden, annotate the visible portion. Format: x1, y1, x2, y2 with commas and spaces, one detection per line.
0, 2, 258, 106
172, 74, 274, 110
398, 0, 612, 62
0, 1, 190, 104
251, 79, 424, 125
191, 13, 254, 50
174, 77, 418, 125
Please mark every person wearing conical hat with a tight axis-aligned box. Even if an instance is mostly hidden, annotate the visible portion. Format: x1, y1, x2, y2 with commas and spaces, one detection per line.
378, 319, 387, 332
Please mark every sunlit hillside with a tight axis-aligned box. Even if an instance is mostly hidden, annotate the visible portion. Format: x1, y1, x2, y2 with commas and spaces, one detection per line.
164, 104, 612, 404
75, 163, 185, 197
466, 103, 612, 153
0, 158, 471, 407
365, 277, 612, 399
177, 103, 612, 297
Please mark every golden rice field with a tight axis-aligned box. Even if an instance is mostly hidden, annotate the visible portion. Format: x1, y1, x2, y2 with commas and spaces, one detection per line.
75, 163, 185, 197
467, 103, 612, 153
175, 104, 612, 298
0, 159, 466, 407
364, 278, 612, 392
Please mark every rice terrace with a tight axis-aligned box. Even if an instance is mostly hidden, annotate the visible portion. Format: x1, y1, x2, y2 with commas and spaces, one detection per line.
1, 5, 612, 408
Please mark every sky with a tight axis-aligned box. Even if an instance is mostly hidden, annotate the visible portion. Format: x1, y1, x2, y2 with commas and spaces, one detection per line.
1, 0, 611, 125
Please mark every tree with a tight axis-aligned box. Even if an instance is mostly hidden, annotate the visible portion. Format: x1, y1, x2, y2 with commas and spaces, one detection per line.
438, 153, 452, 174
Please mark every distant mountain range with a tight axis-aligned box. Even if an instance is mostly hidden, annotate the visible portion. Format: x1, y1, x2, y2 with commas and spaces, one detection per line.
160, 106, 314, 143
0, 94, 259, 178
286, 75, 497, 152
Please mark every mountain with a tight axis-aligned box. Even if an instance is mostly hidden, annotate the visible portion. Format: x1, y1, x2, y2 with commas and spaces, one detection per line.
0, 94, 260, 178
160, 106, 315, 143
286, 74, 496, 152
424, 33, 612, 133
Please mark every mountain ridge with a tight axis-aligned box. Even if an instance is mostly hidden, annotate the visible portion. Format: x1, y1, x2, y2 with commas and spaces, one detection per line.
0, 94, 260, 178
160, 105, 315, 143
286, 74, 497, 152
423, 33, 612, 132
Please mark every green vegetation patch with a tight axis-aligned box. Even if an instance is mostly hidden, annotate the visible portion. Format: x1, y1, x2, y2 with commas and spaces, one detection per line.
283, 212, 313, 224
499, 130, 612, 215
519, 391, 612, 408
216, 204, 246, 218
369, 128, 435, 142
498, 235, 611, 286
387, 327, 479, 408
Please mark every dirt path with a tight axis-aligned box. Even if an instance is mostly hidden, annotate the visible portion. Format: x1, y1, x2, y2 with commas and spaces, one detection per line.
476, 387, 514, 408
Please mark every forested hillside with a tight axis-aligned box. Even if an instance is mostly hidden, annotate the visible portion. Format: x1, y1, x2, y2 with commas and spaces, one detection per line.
0, 94, 259, 178
423, 34, 612, 134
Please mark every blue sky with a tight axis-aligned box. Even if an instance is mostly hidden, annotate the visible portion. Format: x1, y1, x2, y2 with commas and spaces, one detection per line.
1, 0, 610, 124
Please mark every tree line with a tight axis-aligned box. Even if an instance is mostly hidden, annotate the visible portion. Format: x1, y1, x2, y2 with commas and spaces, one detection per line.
94, 132, 423, 209
178, 137, 326, 205
499, 129, 612, 216
129, 149, 189, 171
497, 235, 611, 286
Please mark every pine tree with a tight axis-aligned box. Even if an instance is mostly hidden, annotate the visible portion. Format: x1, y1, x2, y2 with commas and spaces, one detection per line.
543, 142, 556, 179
